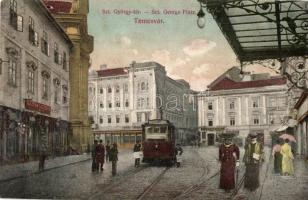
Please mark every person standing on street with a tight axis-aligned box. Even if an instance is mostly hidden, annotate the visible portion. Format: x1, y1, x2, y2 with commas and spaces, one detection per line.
243, 133, 263, 191
39, 124, 48, 171
133, 141, 142, 167
219, 137, 240, 191
105, 141, 111, 163
272, 139, 283, 174
281, 139, 294, 176
96, 140, 105, 172
109, 143, 119, 176
92, 140, 99, 172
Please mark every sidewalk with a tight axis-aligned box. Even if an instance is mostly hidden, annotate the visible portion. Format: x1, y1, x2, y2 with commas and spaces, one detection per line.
259, 155, 308, 200
0, 154, 91, 182
235, 147, 308, 200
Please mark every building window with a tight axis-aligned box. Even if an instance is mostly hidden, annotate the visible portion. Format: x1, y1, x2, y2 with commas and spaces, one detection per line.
124, 84, 128, 93
8, 59, 17, 86
146, 97, 150, 107
115, 101, 120, 108
63, 52, 67, 70
108, 101, 112, 108
99, 116, 103, 124
252, 98, 259, 108
230, 101, 235, 109
108, 115, 111, 123
230, 117, 235, 126
115, 85, 120, 93
99, 88, 103, 94
269, 115, 274, 124
53, 78, 60, 104
125, 115, 129, 123
99, 102, 104, 108
42, 78, 49, 99
63, 90, 67, 104
41, 31, 49, 55
108, 86, 112, 93
137, 113, 142, 122
208, 119, 213, 127
29, 17, 38, 46
125, 99, 129, 107
208, 102, 213, 110
54, 43, 61, 64
253, 115, 260, 125
140, 82, 148, 91
27, 69, 34, 93
116, 115, 120, 123
145, 112, 150, 122
9, 0, 23, 31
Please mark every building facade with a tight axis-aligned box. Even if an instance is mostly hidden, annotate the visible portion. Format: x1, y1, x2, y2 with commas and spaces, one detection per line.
44, 0, 94, 152
88, 62, 198, 148
198, 67, 288, 146
0, 0, 72, 162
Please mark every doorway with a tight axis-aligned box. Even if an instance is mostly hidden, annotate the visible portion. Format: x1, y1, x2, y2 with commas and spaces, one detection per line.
208, 134, 215, 146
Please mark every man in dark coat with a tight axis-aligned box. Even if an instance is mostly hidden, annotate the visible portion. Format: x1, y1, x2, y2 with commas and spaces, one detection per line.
96, 140, 105, 171
92, 140, 99, 172
109, 143, 118, 176
243, 133, 264, 191
219, 137, 240, 191
133, 141, 142, 167
105, 141, 111, 163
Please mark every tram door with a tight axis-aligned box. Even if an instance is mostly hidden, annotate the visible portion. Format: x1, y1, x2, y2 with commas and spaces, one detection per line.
208, 134, 215, 146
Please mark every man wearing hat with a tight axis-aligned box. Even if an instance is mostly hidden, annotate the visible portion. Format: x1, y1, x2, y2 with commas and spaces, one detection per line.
243, 133, 264, 191
219, 134, 240, 191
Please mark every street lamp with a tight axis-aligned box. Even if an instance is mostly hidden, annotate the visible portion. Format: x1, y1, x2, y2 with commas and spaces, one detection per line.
197, 3, 206, 29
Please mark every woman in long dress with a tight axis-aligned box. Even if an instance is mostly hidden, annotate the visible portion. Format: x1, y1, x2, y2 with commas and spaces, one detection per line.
272, 139, 282, 174
281, 139, 294, 176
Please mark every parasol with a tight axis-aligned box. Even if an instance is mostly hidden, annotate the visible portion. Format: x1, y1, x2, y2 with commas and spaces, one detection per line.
279, 134, 296, 143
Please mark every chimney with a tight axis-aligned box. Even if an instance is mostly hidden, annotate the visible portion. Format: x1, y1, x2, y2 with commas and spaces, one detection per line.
100, 64, 107, 70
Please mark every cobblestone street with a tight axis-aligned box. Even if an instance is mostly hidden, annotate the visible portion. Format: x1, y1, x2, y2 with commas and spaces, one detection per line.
0, 146, 307, 199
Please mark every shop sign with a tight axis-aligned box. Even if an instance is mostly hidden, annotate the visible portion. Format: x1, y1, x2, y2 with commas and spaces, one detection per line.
25, 99, 51, 114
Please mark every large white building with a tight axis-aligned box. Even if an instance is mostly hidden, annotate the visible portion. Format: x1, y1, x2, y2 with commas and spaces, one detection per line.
198, 67, 289, 146
88, 62, 198, 147
0, 0, 72, 162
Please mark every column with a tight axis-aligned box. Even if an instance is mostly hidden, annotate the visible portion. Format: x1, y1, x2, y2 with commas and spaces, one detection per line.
238, 97, 242, 125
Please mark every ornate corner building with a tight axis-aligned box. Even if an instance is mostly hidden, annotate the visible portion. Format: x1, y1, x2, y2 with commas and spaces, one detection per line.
44, 0, 94, 152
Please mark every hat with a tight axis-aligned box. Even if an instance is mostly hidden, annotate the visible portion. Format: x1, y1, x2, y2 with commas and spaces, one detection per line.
220, 133, 235, 139
249, 133, 258, 138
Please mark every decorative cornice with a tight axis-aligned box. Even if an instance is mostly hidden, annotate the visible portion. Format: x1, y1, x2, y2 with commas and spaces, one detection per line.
5, 47, 19, 59
26, 61, 38, 71
41, 70, 50, 79
53, 78, 61, 86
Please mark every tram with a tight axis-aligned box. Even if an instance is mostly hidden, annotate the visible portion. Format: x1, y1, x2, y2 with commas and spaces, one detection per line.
141, 119, 176, 164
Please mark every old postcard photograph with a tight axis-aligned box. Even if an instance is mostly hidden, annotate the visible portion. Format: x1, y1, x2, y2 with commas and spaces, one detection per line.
0, 0, 308, 199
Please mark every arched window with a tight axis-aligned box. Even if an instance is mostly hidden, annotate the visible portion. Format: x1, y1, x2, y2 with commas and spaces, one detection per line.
141, 82, 146, 90
115, 85, 120, 93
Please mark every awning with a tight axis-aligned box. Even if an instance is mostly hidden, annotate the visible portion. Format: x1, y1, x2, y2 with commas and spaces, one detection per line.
204, 0, 308, 62
275, 125, 288, 132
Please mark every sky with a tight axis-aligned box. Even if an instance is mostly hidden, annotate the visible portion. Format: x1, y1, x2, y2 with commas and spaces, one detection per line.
88, 0, 275, 91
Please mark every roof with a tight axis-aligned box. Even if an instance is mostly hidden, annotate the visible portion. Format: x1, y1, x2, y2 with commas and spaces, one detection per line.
44, 1, 72, 14
209, 76, 286, 91
204, 0, 307, 62
96, 68, 128, 77
34, 0, 73, 48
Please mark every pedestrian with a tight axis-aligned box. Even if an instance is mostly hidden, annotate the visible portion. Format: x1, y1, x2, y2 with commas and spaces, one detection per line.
272, 139, 283, 174
109, 143, 118, 176
39, 124, 48, 171
105, 141, 111, 163
133, 140, 142, 167
92, 140, 99, 172
243, 133, 263, 191
219, 136, 240, 191
281, 139, 294, 176
96, 140, 105, 172
175, 144, 183, 167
